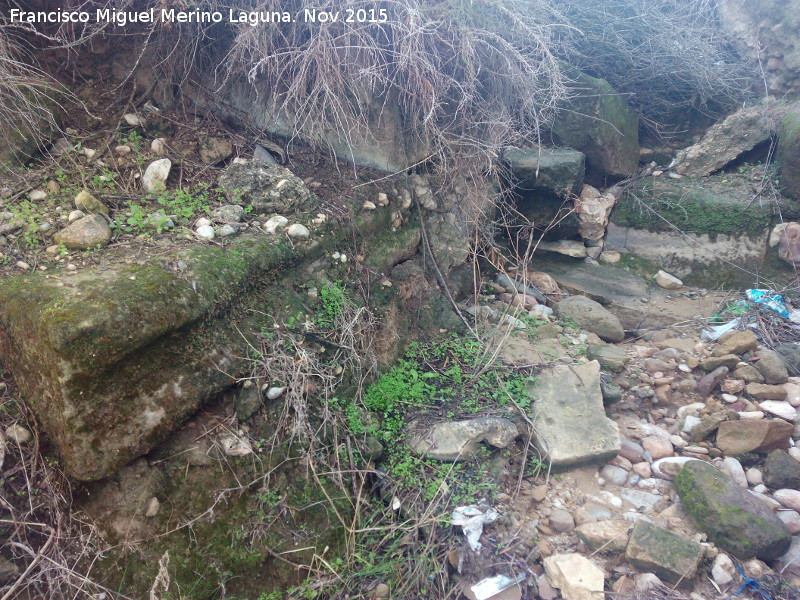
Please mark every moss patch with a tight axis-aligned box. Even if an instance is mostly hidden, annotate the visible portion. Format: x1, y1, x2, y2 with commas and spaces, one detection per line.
612, 176, 779, 238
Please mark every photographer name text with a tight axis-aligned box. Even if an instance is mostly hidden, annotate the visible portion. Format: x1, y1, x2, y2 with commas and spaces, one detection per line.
9, 7, 389, 27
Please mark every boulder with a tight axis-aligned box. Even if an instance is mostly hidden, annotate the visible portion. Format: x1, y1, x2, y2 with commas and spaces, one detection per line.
554, 295, 625, 343
607, 175, 798, 288
624, 520, 704, 584
716, 419, 793, 455
778, 222, 800, 266
503, 147, 585, 197
674, 460, 792, 559
218, 161, 317, 214
673, 103, 790, 177
763, 449, 800, 490
53, 215, 112, 250
543, 553, 605, 600
0, 208, 395, 480
533, 256, 713, 331
405, 417, 518, 462
529, 360, 620, 468
550, 69, 639, 178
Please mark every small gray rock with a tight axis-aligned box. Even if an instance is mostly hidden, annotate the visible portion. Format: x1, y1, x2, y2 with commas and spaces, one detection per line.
549, 509, 576, 533
587, 345, 629, 371
755, 349, 790, 384
763, 449, 800, 490
211, 204, 245, 223
554, 295, 625, 342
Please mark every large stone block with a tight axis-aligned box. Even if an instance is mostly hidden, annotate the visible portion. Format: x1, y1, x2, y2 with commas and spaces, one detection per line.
503, 147, 586, 198
529, 360, 620, 469
674, 460, 791, 560
549, 70, 639, 178
0, 211, 394, 480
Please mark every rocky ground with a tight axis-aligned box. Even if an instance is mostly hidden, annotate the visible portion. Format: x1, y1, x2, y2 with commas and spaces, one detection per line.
439, 272, 800, 600
1, 86, 800, 600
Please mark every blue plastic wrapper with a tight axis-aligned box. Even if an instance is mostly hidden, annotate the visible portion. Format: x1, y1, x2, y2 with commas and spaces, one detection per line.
746, 289, 790, 319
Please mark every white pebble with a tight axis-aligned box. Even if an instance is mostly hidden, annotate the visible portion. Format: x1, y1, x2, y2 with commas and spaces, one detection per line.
145, 497, 160, 518
15, 261, 30, 270
68, 210, 85, 223
5, 424, 32, 444
195, 217, 212, 228
264, 215, 288, 234
195, 225, 215, 240
362, 201, 376, 210
123, 113, 142, 126
287, 223, 310, 238
266, 387, 285, 400
29, 190, 47, 201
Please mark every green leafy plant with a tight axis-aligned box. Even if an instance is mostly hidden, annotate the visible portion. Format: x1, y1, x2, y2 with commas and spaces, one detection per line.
316, 281, 347, 329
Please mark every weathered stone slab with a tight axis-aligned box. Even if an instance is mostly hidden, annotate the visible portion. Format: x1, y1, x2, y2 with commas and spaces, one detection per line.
533, 256, 694, 330
406, 417, 518, 462
529, 360, 620, 468
674, 459, 791, 560
0, 210, 393, 480
625, 520, 704, 584
576, 520, 631, 553
672, 103, 791, 177
543, 553, 605, 600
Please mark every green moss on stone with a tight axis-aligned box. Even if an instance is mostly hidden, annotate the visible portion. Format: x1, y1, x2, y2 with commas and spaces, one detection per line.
613, 177, 774, 238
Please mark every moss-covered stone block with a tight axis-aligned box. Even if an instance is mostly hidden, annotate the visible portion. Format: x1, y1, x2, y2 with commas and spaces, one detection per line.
625, 520, 703, 584
550, 68, 639, 178
0, 209, 395, 481
608, 175, 800, 287
674, 460, 791, 560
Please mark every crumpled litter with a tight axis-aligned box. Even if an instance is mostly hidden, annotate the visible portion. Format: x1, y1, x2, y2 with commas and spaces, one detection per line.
702, 318, 742, 341
451, 505, 499, 551
746, 289, 790, 319
470, 573, 526, 600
